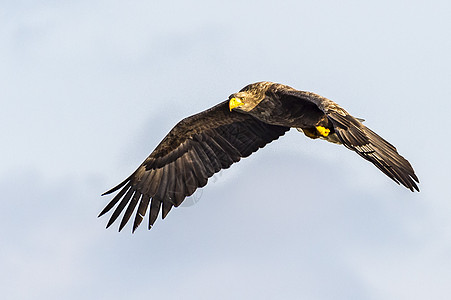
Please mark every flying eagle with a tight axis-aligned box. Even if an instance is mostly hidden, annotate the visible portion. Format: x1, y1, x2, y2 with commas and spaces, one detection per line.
99, 82, 419, 232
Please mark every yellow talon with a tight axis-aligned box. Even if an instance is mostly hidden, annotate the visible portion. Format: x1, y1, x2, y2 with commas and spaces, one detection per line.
316, 126, 330, 137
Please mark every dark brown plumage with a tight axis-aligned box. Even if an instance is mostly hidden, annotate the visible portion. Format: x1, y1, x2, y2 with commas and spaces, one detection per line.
99, 81, 419, 232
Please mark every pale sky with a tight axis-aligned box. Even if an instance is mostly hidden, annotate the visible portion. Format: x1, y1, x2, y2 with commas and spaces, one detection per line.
1, 1, 451, 299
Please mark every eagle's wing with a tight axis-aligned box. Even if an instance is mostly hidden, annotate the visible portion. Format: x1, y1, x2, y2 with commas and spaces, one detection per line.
278, 89, 419, 192
99, 100, 289, 232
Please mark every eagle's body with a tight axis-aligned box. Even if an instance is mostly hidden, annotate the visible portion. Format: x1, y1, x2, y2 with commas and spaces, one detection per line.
99, 82, 419, 232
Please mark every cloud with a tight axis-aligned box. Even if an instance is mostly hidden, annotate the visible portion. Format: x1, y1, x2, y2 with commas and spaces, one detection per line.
2, 0, 451, 299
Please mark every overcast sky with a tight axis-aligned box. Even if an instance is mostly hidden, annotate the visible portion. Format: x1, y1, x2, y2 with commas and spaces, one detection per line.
2, 1, 451, 299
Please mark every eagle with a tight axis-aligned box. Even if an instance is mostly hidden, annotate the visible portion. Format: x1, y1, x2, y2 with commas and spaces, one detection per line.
99, 81, 419, 232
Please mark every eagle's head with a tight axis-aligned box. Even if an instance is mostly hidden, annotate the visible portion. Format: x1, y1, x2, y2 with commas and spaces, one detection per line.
228, 81, 273, 112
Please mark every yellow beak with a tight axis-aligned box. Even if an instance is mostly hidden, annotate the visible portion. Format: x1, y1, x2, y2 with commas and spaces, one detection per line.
229, 97, 244, 111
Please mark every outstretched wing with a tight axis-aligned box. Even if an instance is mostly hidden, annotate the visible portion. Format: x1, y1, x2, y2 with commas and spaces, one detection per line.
99, 100, 289, 232
278, 89, 419, 192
